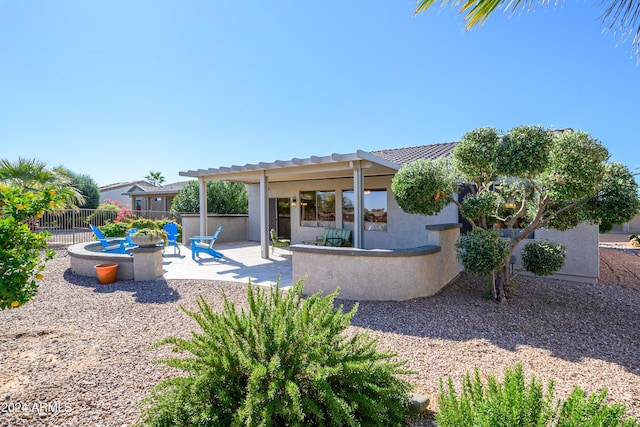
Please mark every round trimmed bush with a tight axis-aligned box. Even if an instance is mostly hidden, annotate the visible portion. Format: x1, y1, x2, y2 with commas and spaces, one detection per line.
455, 228, 510, 277
521, 239, 567, 276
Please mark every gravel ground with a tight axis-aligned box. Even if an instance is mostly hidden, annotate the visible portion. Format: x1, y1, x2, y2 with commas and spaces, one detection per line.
1, 247, 638, 426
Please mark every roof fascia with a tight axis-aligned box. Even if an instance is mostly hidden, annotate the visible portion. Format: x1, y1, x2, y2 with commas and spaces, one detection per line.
179, 150, 399, 180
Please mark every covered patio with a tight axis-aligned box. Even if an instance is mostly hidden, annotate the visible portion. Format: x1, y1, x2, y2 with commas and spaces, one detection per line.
179, 144, 459, 257
177, 144, 463, 301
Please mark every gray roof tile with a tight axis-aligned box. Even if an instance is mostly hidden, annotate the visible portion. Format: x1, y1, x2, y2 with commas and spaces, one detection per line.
370, 142, 457, 166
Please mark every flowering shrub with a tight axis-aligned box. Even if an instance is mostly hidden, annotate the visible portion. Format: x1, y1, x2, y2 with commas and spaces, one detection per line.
0, 186, 64, 309
87, 198, 134, 225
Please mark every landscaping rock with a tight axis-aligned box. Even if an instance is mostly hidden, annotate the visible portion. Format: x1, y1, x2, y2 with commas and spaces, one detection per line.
409, 392, 430, 413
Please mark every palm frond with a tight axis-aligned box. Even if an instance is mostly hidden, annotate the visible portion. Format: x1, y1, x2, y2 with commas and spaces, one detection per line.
600, 0, 640, 57
415, 0, 640, 59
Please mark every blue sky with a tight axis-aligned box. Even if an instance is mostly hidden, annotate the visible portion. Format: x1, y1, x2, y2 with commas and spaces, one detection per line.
1, 0, 638, 187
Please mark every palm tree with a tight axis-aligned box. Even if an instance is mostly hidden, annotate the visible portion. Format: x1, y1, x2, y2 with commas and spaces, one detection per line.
145, 171, 165, 187
0, 157, 85, 208
415, 0, 640, 59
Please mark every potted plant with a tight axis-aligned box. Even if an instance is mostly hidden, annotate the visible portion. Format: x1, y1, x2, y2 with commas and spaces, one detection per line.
130, 228, 168, 247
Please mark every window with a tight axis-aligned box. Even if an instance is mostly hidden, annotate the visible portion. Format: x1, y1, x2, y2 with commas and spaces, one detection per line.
300, 190, 336, 227
342, 190, 388, 231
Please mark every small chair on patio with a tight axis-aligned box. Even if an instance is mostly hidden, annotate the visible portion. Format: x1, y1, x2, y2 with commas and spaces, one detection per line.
162, 222, 181, 255
191, 225, 223, 260
90, 224, 136, 254
315, 228, 352, 247
270, 229, 290, 255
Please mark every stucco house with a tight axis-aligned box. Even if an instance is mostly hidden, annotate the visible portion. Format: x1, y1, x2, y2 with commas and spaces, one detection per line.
99, 180, 149, 207
121, 181, 191, 213
179, 142, 599, 300
613, 212, 640, 234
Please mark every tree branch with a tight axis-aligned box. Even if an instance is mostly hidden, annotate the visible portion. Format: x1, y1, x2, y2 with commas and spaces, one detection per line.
538, 199, 584, 229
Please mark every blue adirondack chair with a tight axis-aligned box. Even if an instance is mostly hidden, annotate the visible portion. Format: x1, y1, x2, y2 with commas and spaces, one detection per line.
90, 224, 136, 254
163, 222, 181, 255
125, 228, 138, 247
191, 225, 223, 260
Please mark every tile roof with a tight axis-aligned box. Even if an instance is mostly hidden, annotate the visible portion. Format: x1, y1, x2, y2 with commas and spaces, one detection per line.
370, 142, 458, 166
98, 180, 149, 191
124, 181, 191, 195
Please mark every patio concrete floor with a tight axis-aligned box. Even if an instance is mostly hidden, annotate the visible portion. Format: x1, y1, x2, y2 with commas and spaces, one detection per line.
160, 241, 293, 288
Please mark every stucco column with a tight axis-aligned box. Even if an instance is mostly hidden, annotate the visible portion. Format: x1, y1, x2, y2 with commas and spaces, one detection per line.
260, 171, 270, 258
198, 177, 207, 236
352, 161, 364, 248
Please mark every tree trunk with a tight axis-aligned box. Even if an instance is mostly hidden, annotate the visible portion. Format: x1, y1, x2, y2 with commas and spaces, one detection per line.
495, 264, 510, 303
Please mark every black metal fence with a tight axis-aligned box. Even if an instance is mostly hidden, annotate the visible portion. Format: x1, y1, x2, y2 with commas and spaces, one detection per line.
39, 209, 181, 249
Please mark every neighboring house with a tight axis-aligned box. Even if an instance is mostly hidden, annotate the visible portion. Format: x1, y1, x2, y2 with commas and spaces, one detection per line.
99, 181, 150, 207
180, 142, 599, 287
121, 181, 191, 213
613, 212, 640, 234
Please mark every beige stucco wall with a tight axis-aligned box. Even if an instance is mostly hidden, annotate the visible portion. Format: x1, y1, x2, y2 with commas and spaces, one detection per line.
247, 176, 459, 249
291, 225, 462, 301
511, 223, 599, 284
181, 214, 248, 244
613, 213, 640, 234
100, 187, 133, 208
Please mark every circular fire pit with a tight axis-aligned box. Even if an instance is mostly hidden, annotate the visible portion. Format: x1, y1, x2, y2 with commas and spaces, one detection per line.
68, 242, 134, 280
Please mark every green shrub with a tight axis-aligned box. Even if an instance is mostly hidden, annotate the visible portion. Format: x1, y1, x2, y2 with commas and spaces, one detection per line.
436, 364, 556, 427
87, 199, 121, 225
139, 279, 414, 427
0, 186, 62, 309
171, 180, 248, 214
129, 218, 162, 231
455, 228, 510, 277
459, 191, 499, 225
436, 364, 639, 427
557, 387, 639, 427
391, 158, 456, 216
98, 221, 131, 237
98, 218, 180, 240
521, 239, 567, 276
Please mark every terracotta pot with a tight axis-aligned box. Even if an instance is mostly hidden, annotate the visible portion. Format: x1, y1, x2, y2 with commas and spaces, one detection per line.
95, 263, 118, 284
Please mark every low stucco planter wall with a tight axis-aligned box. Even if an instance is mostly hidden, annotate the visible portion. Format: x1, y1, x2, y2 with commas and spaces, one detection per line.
291, 224, 462, 301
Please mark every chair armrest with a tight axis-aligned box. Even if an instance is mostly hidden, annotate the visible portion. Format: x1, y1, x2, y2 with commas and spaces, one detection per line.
191, 236, 214, 242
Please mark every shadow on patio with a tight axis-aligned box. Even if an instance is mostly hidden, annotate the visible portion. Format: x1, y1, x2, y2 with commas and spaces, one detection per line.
161, 241, 293, 288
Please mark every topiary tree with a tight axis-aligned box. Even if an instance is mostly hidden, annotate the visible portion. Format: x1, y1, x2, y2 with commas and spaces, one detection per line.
139, 279, 414, 426
171, 180, 248, 215
392, 125, 640, 302
0, 185, 66, 309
